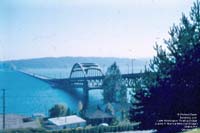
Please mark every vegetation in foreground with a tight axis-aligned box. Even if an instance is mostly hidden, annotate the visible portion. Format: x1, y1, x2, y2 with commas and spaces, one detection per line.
182, 128, 200, 133
49, 104, 74, 118
102, 62, 127, 105
2, 124, 139, 133
129, 0, 200, 132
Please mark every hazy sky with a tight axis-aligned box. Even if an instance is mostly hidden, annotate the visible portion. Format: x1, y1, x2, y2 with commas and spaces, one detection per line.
0, 0, 194, 60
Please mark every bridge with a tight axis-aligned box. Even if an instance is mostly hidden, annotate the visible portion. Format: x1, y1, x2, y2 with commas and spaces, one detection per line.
20, 63, 144, 107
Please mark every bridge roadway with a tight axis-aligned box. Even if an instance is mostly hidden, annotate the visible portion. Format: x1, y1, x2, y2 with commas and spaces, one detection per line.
20, 70, 144, 90
48, 73, 144, 89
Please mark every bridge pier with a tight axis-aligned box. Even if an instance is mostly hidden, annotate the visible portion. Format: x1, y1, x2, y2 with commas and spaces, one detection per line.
83, 89, 89, 109
83, 80, 89, 110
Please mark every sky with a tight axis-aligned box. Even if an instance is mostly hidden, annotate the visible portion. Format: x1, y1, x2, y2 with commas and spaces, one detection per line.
0, 0, 194, 61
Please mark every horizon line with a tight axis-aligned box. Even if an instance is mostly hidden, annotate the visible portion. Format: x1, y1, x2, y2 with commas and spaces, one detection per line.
0, 55, 153, 62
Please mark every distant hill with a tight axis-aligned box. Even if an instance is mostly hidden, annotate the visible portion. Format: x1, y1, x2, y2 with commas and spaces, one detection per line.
0, 56, 150, 73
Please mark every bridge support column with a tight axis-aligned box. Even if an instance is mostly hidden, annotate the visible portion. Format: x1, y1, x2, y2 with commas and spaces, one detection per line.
83, 89, 88, 108
83, 80, 89, 109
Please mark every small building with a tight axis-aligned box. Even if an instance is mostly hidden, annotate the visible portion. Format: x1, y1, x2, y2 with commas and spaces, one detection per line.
85, 109, 114, 125
48, 115, 86, 130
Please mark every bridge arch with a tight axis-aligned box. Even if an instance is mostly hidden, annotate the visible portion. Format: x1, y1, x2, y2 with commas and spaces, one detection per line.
69, 63, 104, 79
69, 63, 104, 107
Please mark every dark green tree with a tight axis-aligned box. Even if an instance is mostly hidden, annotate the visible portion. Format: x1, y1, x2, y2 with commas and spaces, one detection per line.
49, 104, 69, 118
129, 0, 200, 130
102, 62, 127, 104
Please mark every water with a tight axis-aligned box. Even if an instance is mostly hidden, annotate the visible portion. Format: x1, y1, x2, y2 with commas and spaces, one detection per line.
0, 67, 136, 117
0, 70, 85, 116
23, 68, 70, 79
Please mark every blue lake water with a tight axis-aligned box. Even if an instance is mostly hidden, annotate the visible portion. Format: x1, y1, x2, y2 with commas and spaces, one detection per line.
0, 69, 103, 116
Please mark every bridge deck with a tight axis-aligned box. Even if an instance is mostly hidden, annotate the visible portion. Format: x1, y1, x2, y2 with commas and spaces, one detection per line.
18, 70, 144, 89
19, 71, 144, 81
18, 70, 52, 80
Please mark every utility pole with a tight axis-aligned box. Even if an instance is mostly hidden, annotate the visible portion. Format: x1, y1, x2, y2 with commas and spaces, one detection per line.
2, 89, 5, 130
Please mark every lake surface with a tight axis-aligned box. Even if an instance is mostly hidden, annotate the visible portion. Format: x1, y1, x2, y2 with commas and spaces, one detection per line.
0, 69, 103, 116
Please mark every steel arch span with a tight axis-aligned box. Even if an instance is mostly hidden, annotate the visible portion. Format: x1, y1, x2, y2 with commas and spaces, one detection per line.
69, 63, 104, 90
70, 63, 104, 78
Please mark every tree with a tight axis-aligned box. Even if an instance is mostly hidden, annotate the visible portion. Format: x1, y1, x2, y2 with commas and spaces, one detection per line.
129, 0, 200, 130
102, 62, 127, 104
78, 101, 85, 118
105, 102, 115, 116
49, 104, 68, 118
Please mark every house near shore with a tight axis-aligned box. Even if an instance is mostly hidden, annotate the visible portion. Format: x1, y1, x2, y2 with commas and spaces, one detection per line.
47, 115, 86, 130
85, 109, 114, 125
